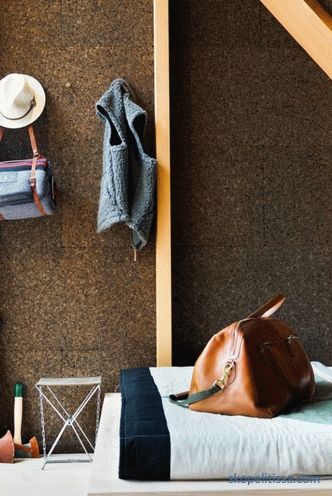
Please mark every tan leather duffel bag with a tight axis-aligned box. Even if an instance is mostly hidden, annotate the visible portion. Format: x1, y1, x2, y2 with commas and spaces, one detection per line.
170, 294, 315, 418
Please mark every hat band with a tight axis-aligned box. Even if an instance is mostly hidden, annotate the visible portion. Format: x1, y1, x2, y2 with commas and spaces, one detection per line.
0, 98, 36, 121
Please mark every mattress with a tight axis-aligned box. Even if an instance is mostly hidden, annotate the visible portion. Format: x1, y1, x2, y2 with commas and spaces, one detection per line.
87, 394, 332, 496
119, 363, 332, 481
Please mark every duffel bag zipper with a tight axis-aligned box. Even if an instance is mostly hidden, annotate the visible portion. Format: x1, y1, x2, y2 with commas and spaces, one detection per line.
229, 318, 251, 359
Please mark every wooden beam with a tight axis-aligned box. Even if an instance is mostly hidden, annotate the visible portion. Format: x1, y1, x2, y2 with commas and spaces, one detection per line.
260, 0, 332, 80
154, 0, 172, 366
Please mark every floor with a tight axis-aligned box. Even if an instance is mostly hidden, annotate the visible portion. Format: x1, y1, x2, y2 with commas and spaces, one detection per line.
0, 454, 91, 496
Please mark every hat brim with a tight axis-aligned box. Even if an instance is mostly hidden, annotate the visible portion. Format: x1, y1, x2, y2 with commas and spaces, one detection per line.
0, 75, 46, 129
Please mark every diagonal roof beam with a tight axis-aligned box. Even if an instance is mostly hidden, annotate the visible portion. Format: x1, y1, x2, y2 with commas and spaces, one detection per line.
260, 0, 332, 79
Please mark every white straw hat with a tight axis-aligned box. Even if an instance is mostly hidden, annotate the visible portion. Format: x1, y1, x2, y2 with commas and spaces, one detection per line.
0, 73, 46, 129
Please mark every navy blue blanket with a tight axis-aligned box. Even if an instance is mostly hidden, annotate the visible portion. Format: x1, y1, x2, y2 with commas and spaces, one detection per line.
119, 368, 170, 480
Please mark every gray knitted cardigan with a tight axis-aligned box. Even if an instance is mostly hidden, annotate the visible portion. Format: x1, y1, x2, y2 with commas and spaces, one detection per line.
96, 79, 156, 250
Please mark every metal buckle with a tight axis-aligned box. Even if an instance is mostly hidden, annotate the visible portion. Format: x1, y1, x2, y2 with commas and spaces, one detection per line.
287, 335, 299, 342
214, 361, 234, 390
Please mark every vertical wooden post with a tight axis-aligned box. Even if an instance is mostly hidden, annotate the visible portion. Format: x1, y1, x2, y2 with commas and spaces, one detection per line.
154, 0, 172, 366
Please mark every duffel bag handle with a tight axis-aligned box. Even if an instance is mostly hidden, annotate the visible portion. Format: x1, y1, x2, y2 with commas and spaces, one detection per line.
249, 293, 285, 319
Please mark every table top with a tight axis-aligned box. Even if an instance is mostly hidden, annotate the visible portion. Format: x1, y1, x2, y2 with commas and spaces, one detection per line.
36, 376, 102, 387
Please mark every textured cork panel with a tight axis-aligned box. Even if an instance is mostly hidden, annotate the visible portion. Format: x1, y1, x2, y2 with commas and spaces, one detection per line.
0, 245, 64, 350
171, 44, 332, 151
171, 46, 265, 148
171, 0, 261, 48
61, 0, 153, 48
0, 0, 62, 50
171, 1, 332, 366
0, 0, 155, 452
262, 145, 332, 247
171, 142, 264, 250
257, 47, 332, 148
319, 0, 332, 15
53, 245, 156, 351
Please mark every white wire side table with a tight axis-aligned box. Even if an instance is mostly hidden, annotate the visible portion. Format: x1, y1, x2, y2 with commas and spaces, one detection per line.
35, 376, 102, 470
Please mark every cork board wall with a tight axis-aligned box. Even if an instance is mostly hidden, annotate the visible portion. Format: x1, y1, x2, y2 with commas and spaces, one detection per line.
0, 0, 155, 451
170, 0, 332, 365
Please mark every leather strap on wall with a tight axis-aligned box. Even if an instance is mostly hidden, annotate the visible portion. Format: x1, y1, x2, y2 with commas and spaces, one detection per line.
28, 126, 47, 216
27, 125, 38, 156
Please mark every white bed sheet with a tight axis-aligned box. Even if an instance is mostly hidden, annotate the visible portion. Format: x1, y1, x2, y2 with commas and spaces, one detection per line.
88, 364, 332, 495
150, 366, 332, 480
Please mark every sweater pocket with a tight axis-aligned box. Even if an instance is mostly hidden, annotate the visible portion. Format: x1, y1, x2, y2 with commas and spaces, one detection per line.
97, 145, 130, 232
